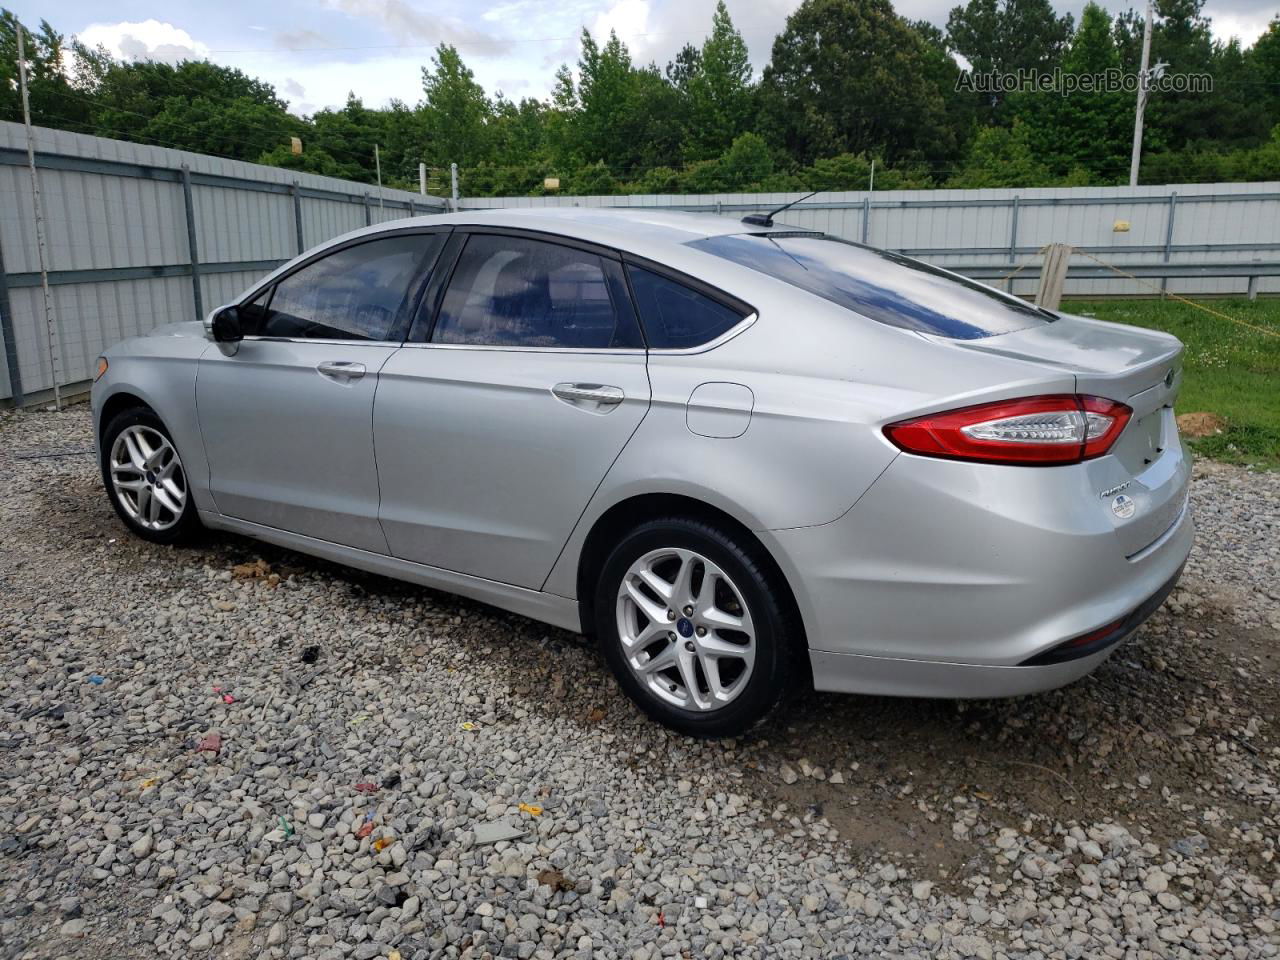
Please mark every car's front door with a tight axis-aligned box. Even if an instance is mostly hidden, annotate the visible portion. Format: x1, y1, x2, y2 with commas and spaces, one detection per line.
374, 230, 651, 589
197, 231, 444, 552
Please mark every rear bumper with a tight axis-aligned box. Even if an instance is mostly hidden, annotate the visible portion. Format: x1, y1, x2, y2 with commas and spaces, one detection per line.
807, 559, 1186, 698
761, 444, 1193, 698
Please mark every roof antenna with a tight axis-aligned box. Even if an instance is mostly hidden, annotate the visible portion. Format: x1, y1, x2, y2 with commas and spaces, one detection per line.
741, 191, 818, 228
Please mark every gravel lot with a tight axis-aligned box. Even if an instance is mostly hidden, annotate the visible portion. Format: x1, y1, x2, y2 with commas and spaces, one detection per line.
1, 406, 1278, 960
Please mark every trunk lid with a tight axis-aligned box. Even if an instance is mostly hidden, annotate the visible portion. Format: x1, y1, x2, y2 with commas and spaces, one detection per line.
947, 312, 1189, 557
947, 312, 1183, 411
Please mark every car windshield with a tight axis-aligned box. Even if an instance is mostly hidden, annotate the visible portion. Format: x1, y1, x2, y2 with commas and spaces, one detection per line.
687, 233, 1054, 340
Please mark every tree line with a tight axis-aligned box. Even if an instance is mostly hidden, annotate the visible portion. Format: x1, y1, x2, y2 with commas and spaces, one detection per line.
3, 0, 1279, 196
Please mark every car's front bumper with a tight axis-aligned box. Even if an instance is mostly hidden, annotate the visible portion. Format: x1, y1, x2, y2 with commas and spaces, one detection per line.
762, 446, 1193, 699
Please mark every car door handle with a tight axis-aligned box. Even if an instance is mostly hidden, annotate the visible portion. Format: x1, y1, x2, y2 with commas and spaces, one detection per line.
316, 360, 366, 382
552, 383, 625, 409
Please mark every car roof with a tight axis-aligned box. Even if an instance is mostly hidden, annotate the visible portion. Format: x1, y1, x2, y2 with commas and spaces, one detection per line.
247, 207, 824, 311
361, 206, 816, 260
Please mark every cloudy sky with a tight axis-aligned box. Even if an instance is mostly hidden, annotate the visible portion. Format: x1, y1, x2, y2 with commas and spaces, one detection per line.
13, 0, 1277, 116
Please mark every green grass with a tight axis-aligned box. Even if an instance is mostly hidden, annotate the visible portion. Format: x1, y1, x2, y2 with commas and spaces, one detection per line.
1064, 297, 1280, 469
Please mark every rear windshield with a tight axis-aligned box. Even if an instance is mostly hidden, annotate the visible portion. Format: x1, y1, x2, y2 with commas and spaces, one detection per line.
687, 233, 1054, 340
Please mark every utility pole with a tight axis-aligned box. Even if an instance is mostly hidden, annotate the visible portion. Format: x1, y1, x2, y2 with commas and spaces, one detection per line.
450, 162, 459, 210
419, 162, 427, 196
17, 25, 61, 410
374, 144, 384, 209
1128, 0, 1154, 188
868, 159, 875, 194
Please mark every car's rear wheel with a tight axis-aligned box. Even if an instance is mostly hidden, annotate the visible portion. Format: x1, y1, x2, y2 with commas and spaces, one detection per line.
595, 517, 795, 737
100, 407, 200, 544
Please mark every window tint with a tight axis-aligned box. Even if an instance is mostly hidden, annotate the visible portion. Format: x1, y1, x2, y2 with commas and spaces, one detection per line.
626, 266, 746, 349
688, 233, 1053, 340
432, 235, 640, 348
250, 234, 435, 341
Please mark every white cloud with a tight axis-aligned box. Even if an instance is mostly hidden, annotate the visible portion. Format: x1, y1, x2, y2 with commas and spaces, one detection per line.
1202, 7, 1273, 45
77, 19, 209, 64
592, 0, 652, 43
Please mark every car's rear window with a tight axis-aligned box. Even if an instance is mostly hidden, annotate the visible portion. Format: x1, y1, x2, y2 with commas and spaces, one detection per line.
687, 233, 1054, 340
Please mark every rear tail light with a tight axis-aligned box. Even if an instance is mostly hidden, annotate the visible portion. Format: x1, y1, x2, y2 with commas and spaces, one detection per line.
884, 394, 1131, 465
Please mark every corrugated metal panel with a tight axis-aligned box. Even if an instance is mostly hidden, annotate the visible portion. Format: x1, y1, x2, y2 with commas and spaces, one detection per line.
0, 122, 446, 398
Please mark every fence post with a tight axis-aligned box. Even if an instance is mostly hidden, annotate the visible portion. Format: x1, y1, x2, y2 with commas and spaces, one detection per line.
180, 165, 204, 323
1035, 243, 1072, 310
1008, 196, 1020, 264
450, 163, 459, 210
291, 181, 305, 255
17, 25, 61, 409
0, 231, 23, 406
363, 192, 372, 226
1161, 192, 1177, 295
861, 195, 871, 244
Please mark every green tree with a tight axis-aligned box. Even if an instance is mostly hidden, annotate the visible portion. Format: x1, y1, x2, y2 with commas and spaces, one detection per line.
681, 1, 755, 161
82, 59, 299, 160
946, 0, 1073, 74
557, 30, 683, 175
946, 0, 1074, 117
947, 119, 1054, 186
0, 11, 87, 131
1254, 18, 1280, 131
420, 44, 492, 166
1014, 3, 1131, 180
760, 0, 960, 165
1114, 0, 1220, 151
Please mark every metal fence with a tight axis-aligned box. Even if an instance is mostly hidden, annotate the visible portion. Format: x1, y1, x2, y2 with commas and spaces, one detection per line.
460, 185, 1280, 301
0, 122, 447, 405
3, 120, 1279, 407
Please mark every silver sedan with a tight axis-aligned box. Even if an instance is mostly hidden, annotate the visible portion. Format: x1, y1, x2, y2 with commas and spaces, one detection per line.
92, 208, 1193, 736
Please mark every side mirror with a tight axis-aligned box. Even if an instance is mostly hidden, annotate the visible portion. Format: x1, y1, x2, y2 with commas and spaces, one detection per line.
205, 305, 243, 356
211, 306, 243, 343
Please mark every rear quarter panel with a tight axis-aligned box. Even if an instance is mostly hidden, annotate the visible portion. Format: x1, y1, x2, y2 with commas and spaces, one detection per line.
541, 280, 1078, 601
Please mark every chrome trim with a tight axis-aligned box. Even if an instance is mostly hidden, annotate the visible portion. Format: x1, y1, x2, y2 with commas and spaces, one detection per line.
392, 311, 759, 357
239, 336, 401, 347
394, 342, 648, 356
647, 312, 758, 356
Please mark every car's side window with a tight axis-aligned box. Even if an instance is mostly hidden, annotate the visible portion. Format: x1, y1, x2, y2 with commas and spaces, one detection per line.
626, 265, 748, 350
432, 234, 642, 349
247, 234, 439, 341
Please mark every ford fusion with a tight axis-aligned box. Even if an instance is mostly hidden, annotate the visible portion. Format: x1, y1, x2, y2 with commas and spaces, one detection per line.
92, 208, 1192, 736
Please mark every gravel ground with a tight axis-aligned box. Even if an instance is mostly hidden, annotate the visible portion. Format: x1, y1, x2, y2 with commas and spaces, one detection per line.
1, 405, 1278, 960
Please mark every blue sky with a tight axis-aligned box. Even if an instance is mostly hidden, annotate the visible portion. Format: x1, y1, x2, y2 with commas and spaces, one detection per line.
14, 0, 1276, 116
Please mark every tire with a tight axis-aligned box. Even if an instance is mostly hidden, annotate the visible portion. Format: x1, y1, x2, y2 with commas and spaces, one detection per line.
99, 406, 201, 545
594, 516, 797, 738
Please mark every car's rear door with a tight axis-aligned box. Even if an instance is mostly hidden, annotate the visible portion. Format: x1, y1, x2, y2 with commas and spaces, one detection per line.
373, 229, 651, 589
197, 230, 445, 552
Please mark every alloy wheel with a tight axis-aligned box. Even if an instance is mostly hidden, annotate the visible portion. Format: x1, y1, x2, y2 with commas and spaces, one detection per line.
109, 425, 188, 532
615, 547, 757, 711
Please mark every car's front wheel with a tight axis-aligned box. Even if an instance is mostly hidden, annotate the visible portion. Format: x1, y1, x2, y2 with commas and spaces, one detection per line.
595, 517, 796, 737
100, 406, 201, 544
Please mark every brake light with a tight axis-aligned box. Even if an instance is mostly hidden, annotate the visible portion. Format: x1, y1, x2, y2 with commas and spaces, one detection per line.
884, 394, 1131, 465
